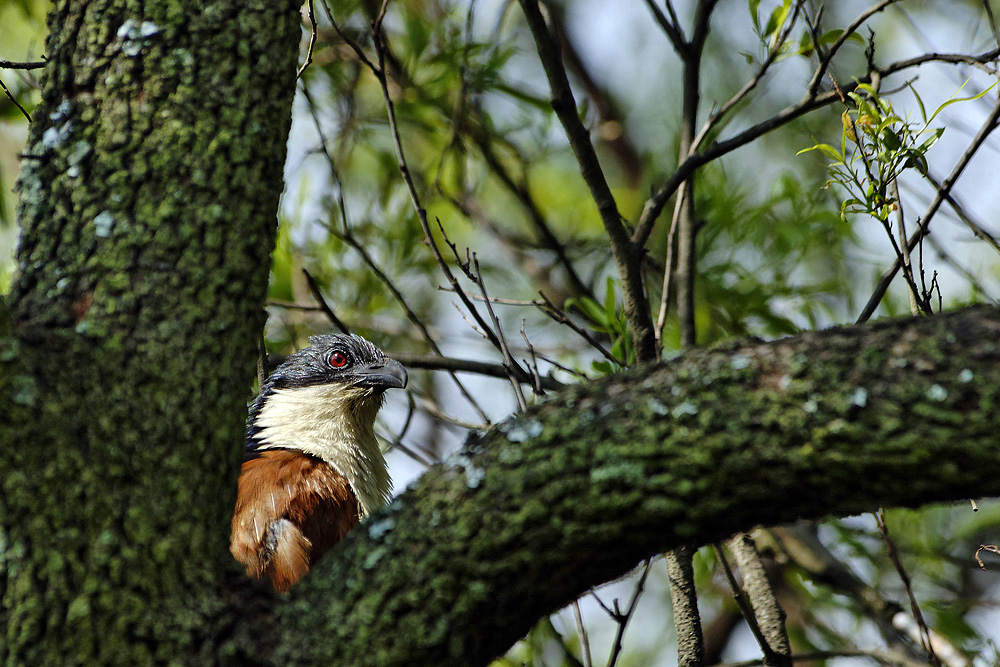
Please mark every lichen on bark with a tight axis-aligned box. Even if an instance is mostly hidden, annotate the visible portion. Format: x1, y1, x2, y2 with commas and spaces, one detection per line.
1, 0, 301, 664
273, 306, 1000, 667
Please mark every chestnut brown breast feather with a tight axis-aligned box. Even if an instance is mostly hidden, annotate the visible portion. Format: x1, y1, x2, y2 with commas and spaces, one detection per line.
230, 334, 407, 592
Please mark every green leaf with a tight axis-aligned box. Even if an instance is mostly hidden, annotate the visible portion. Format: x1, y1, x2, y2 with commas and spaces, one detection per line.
763, 0, 793, 40
749, 0, 762, 32
927, 79, 998, 124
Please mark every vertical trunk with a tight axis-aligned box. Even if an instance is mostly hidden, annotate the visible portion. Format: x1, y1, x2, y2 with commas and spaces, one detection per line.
1, 0, 301, 663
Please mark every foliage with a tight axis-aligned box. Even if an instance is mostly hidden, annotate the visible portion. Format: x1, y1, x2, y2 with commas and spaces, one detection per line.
800, 82, 992, 224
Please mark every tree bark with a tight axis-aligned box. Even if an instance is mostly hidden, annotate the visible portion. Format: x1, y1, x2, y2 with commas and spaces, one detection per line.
274, 306, 1000, 666
0, 0, 300, 664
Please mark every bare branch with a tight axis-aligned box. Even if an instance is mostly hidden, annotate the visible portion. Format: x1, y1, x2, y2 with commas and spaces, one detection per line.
572, 600, 593, 667
517, 0, 655, 362
0, 76, 30, 122
642, 0, 685, 52
302, 269, 351, 334
536, 292, 625, 367
470, 255, 528, 412
296, 0, 318, 79
0, 59, 45, 70
875, 510, 941, 667
605, 560, 652, 667
807, 0, 903, 95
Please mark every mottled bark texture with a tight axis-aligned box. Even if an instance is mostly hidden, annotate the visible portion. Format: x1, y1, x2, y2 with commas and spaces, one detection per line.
0, 0, 300, 664
275, 307, 1000, 667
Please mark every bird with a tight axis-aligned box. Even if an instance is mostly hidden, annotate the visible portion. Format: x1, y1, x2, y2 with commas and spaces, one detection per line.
229, 333, 407, 592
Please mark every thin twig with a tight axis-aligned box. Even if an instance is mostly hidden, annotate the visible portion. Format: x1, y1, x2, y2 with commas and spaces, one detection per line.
0, 76, 30, 122
605, 559, 652, 667
393, 352, 564, 391
439, 288, 541, 307
302, 268, 351, 334
470, 254, 528, 411
654, 185, 683, 347
875, 510, 941, 666
296, 0, 318, 79
410, 390, 490, 431
0, 59, 45, 70
985, 0, 1000, 49
519, 320, 545, 396
890, 179, 921, 314
383, 394, 436, 467
572, 600, 593, 667
536, 292, 625, 367
642, 0, 685, 52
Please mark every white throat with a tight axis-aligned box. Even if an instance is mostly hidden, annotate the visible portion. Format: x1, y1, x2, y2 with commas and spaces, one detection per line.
253, 384, 391, 516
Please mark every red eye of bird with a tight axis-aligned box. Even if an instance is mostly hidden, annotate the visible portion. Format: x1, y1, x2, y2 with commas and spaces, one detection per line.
329, 352, 348, 368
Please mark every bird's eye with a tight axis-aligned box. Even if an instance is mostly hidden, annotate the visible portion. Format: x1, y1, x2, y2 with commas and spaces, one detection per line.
329, 352, 349, 368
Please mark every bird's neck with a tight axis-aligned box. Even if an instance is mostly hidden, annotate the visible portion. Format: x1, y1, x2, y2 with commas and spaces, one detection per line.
250, 384, 391, 516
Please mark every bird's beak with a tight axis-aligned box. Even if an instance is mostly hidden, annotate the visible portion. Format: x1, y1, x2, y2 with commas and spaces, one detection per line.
353, 359, 408, 390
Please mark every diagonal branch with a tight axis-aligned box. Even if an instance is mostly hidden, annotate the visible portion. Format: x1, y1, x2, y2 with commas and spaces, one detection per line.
276, 306, 1000, 667
632, 47, 1000, 249
517, 0, 655, 362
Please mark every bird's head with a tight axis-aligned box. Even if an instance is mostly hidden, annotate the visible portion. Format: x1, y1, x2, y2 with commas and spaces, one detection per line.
264, 333, 408, 395
247, 334, 407, 463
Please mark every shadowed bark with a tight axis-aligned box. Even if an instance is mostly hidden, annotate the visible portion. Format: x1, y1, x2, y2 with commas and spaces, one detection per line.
0, 0, 300, 664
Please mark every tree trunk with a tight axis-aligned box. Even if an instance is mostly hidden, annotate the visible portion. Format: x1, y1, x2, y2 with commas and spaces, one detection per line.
1, 0, 300, 664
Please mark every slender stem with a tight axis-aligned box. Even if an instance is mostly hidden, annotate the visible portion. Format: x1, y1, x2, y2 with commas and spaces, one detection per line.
572, 600, 593, 667
471, 256, 528, 411
296, 0, 318, 79
517, 0, 655, 363
605, 560, 652, 667
875, 510, 941, 666
890, 179, 921, 314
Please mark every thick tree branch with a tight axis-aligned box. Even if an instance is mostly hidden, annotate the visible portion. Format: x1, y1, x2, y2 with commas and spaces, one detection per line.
274, 306, 1000, 666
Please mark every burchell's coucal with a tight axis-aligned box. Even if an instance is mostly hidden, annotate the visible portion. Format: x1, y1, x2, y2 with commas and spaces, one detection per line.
230, 334, 407, 592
